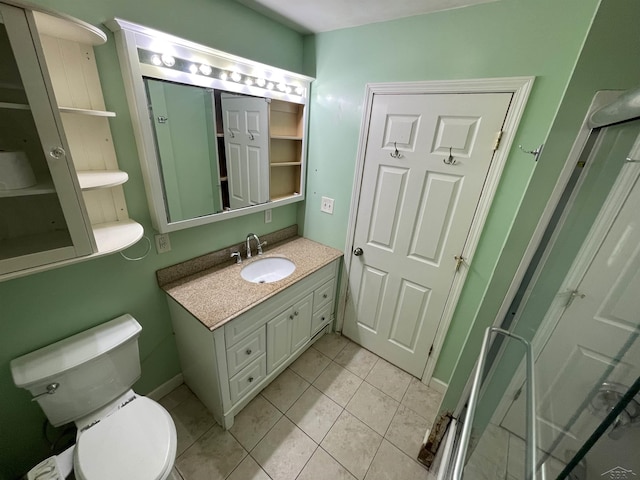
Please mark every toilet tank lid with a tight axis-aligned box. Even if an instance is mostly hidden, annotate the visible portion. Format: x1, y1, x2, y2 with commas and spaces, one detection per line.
10, 314, 142, 388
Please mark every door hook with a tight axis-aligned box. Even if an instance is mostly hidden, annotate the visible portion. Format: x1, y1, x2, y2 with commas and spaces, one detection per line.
390, 142, 402, 159
443, 147, 457, 165
518, 144, 544, 162
248, 132, 255, 141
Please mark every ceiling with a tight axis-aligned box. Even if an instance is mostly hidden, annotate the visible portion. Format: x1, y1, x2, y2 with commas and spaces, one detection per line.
235, 0, 498, 34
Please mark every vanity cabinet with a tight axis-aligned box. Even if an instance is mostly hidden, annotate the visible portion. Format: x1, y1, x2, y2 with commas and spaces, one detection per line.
0, 3, 141, 280
167, 258, 339, 429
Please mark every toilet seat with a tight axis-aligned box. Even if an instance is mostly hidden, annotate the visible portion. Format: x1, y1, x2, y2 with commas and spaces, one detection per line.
74, 397, 177, 480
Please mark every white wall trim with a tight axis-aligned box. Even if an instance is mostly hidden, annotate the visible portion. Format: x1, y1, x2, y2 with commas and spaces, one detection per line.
146, 373, 184, 402
429, 377, 449, 394
337, 77, 535, 387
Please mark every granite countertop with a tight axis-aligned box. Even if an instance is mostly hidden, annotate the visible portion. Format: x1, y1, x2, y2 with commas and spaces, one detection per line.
162, 237, 343, 331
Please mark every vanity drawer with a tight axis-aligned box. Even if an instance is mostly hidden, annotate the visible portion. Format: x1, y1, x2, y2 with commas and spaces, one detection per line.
311, 303, 332, 336
229, 354, 266, 404
226, 326, 266, 378
313, 279, 335, 312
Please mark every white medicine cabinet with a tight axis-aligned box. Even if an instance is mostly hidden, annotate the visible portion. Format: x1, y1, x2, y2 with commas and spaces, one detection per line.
0, 2, 142, 281
106, 18, 313, 233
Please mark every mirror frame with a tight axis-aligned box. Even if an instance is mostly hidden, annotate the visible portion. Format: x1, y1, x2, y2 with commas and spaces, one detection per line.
106, 18, 313, 233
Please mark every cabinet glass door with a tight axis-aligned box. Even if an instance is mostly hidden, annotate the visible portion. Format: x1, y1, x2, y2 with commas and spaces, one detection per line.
0, 5, 92, 275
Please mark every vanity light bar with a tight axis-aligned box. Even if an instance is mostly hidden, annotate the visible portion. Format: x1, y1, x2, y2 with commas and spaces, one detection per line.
138, 49, 305, 97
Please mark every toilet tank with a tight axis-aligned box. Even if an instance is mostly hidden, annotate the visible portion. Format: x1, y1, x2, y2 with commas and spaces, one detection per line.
10, 314, 143, 427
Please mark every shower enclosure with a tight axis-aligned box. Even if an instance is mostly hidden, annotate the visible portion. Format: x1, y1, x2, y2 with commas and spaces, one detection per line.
437, 88, 640, 480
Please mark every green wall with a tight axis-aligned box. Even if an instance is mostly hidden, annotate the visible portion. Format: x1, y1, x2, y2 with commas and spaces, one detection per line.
0, 1, 303, 478
441, 0, 640, 417
300, 0, 600, 384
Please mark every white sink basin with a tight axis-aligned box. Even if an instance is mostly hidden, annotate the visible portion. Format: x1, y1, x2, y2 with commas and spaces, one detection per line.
241, 257, 296, 284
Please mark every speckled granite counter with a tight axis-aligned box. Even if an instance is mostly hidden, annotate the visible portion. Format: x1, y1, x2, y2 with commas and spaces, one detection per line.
161, 237, 343, 331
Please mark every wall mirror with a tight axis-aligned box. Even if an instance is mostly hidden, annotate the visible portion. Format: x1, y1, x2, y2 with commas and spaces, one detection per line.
107, 18, 313, 233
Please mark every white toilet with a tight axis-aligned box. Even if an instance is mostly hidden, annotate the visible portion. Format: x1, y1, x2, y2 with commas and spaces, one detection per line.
10, 314, 177, 480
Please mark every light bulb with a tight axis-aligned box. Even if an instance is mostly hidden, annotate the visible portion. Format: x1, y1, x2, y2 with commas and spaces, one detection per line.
277, 82, 286, 92
199, 64, 212, 75
285, 86, 292, 94
256, 78, 266, 87
189, 64, 199, 74
245, 78, 253, 86
220, 72, 228, 81
161, 54, 175, 67
151, 54, 162, 66
266, 82, 274, 90
231, 71, 242, 82
295, 86, 304, 95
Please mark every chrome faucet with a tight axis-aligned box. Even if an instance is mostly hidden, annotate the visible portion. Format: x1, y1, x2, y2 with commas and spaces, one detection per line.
246, 233, 267, 258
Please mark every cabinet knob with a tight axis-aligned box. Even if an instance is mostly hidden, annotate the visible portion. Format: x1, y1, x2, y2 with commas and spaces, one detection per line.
49, 146, 66, 159
289, 315, 294, 320
246, 348, 252, 355
322, 293, 328, 299
248, 376, 254, 383
294, 311, 299, 316
321, 316, 325, 321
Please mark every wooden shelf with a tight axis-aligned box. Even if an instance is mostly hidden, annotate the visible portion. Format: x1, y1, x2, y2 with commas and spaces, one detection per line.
33, 10, 106, 46
271, 135, 302, 141
270, 192, 301, 202
270, 162, 301, 167
93, 219, 144, 255
0, 102, 29, 110
0, 182, 55, 198
77, 170, 128, 190
59, 107, 116, 117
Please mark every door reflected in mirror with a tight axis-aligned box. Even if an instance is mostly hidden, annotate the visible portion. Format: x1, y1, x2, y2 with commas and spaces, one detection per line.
145, 78, 304, 224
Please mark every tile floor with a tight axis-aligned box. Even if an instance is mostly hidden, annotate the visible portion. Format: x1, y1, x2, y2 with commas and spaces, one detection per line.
159, 333, 442, 480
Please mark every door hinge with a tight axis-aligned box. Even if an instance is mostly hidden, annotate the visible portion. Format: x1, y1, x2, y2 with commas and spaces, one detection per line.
428, 344, 434, 356
565, 289, 586, 308
513, 386, 522, 401
492, 130, 504, 151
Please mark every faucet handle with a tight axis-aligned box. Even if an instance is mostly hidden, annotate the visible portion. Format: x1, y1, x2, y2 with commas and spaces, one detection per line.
231, 251, 242, 264
257, 240, 267, 255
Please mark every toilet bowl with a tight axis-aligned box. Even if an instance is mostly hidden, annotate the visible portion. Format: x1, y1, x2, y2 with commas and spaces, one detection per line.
10, 314, 177, 480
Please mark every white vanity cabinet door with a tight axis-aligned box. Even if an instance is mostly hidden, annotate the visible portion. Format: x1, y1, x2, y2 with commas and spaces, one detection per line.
266, 309, 293, 374
290, 293, 313, 352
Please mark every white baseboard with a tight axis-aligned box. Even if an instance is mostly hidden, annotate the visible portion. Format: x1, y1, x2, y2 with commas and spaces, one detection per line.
429, 377, 448, 394
146, 373, 184, 401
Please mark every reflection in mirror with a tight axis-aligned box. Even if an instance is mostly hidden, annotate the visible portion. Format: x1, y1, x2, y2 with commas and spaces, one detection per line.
107, 18, 313, 233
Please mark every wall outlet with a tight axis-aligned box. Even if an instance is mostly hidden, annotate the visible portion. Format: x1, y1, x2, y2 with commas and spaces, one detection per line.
265, 209, 272, 223
155, 233, 171, 253
321, 196, 334, 214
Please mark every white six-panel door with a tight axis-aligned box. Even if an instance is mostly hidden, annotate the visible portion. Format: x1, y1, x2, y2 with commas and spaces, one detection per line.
343, 92, 512, 377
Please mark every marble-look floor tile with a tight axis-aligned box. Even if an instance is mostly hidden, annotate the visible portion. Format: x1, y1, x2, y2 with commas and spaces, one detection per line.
401, 378, 443, 422
313, 361, 363, 407
364, 440, 431, 480
229, 395, 282, 451
286, 385, 343, 443
159, 383, 194, 411
346, 381, 399, 436
226, 455, 270, 480
289, 347, 331, 382
334, 341, 379, 379
297, 447, 357, 480
321, 410, 382, 480
313, 333, 349, 359
251, 416, 318, 480
385, 404, 429, 459
170, 395, 217, 456
175, 424, 246, 480
261, 368, 310, 412
365, 358, 412, 402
